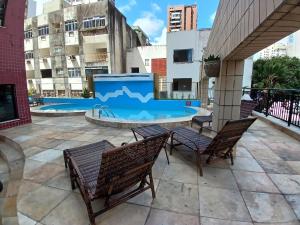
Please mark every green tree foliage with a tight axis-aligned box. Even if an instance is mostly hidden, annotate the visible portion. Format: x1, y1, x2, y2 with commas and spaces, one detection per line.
252, 56, 300, 89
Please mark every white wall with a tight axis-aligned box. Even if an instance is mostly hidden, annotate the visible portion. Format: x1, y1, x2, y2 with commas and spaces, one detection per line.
126, 45, 166, 73
167, 29, 210, 83
243, 57, 254, 88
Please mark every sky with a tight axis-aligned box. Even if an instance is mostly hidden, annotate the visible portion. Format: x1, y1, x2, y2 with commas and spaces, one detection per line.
35, 0, 220, 44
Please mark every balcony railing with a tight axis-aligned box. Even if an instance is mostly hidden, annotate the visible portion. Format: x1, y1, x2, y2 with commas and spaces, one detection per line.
243, 88, 300, 128
154, 82, 200, 100
85, 53, 108, 63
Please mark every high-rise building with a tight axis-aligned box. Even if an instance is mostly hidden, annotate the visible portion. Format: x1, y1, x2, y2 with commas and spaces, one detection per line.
24, 0, 148, 97
167, 4, 197, 32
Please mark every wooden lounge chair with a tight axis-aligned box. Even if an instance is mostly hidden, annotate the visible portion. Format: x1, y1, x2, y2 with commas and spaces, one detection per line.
170, 118, 256, 176
191, 112, 213, 133
64, 133, 169, 225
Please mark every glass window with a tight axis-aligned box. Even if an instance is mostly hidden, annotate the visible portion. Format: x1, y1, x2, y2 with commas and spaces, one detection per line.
38, 25, 49, 36
0, 84, 18, 122
56, 68, 64, 76
173, 78, 192, 91
54, 47, 62, 54
0, 0, 7, 27
68, 68, 81, 78
25, 51, 34, 59
145, 59, 150, 66
173, 49, 193, 63
131, 67, 139, 73
41, 69, 52, 78
24, 29, 33, 39
83, 16, 105, 29
65, 20, 78, 32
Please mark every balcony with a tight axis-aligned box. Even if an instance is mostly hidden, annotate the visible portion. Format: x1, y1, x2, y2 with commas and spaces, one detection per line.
85, 52, 108, 63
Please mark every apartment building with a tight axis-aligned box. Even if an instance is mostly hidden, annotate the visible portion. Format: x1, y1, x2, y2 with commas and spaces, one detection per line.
166, 29, 210, 99
257, 42, 287, 59
24, 0, 147, 97
167, 4, 197, 32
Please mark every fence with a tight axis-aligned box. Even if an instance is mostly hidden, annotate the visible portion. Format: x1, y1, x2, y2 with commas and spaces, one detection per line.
154, 82, 200, 100
243, 88, 300, 128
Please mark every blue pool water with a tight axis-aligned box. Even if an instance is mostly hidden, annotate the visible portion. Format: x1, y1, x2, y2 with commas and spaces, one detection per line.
40, 103, 197, 121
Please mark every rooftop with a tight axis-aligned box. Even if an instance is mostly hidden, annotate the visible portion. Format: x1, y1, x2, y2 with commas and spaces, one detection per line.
1, 116, 300, 225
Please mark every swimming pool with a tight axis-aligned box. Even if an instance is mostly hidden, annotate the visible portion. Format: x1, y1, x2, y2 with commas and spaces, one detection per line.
39, 103, 197, 121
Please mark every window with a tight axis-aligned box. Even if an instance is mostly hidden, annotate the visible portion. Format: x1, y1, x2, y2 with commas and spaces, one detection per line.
145, 59, 150, 66
24, 29, 33, 39
0, 84, 18, 122
41, 69, 52, 78
68, 68, 81, 78
25, 51, 34, 59
0, 0, 7, 27
131, 67, 139, 73
54, 47, 62, 54
56, 68, 64, 76
83, 16, 105, 29
173, 49, 193, 63
173, 78, 192, 91
65, 20, 78, 32
38, 25, 49, 36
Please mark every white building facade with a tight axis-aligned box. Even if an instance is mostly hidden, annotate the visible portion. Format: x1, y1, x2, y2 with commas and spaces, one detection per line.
166, 29, 210, 99
126, 45, 166, 73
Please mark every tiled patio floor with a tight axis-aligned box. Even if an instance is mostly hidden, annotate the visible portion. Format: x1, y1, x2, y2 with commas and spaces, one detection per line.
1, 116, 300, 225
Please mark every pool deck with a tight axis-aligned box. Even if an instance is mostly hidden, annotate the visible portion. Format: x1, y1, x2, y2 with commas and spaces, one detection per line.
0, 116, 300, 225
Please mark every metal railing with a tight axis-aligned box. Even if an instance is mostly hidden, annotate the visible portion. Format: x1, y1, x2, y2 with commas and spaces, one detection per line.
243, 88, 300, 127
154, 82, 200, 100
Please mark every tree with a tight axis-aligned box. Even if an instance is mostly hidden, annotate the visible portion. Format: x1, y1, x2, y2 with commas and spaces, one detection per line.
252, 56, 300, 89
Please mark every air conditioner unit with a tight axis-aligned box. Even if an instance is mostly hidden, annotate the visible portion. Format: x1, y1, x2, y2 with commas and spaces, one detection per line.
26, 60, 31, 64
69, 55, 76, 60
42, 58, 48, 62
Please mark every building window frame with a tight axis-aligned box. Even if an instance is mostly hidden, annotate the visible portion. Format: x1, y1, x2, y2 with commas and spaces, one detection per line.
0, 0, 7, 27
68, 68, 81, 78
145, 59, 150, 66
25, 51, 34, 59
24, 29, 33, 39
65, 20, 78, 32
173, 78, 192, 91
173, 49, 193, 63
38, 25, 49, 36
83, 16, 105, 29
56, 68, 64, 76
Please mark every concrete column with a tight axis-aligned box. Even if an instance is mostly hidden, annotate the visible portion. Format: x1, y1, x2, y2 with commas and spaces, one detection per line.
200, 77, 209, 108
212, 60, 244, 131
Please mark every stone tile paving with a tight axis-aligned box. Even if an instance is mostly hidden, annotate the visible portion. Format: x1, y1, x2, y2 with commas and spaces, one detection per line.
0, 116, 300, 224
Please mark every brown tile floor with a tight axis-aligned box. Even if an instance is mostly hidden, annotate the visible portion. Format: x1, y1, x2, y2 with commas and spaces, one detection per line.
0, 116, 300, 225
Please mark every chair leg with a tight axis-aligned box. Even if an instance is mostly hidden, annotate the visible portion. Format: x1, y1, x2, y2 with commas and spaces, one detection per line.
164, 145, 170, 164
170, 133, 174, 155
229, 150, 234, 165
149, 171, 156, 199
68, 162, 76, 190
86, 201, 96, 225
196, 151, 203, 176
63, 152, 68, 168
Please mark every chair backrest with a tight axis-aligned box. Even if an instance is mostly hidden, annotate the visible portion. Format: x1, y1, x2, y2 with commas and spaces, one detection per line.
240, 100, 257, 118
96, 133, 169, 195
206, 118, 256, 155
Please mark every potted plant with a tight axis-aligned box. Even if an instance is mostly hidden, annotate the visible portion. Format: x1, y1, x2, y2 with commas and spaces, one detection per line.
204, 54, 221, 77
81, 87, 91, 98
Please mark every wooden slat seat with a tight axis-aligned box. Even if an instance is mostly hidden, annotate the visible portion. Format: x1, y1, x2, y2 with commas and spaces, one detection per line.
171, 118, 256, 176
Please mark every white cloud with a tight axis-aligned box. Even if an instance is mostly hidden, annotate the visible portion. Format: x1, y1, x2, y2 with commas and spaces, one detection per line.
210, 11, 216, 24
133, 12, 164, 39
153, 27, 167, 45
151, 3, 161, 12
119, 0, 137, 14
